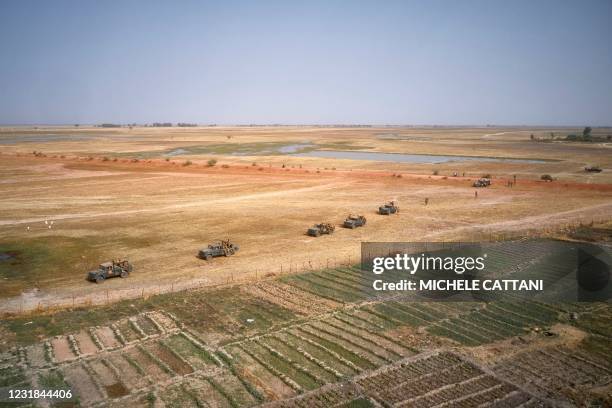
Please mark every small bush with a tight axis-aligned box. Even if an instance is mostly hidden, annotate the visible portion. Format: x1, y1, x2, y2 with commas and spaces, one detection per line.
221, 164, 229, 168
183, 160, 192, 166
541, 174, 553, 182
207, 159, 217, 167
146, 391, 156, 406
131, 158, 139, 163
252, 162, 257, 166
482, 174, 491, 179
165, 157, 170, 161
102, 156, 110, 161
432, 170, 439, 175
112, 158, 117, 162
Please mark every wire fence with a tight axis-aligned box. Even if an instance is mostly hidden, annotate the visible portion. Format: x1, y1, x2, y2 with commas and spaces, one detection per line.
8, 213, 611, 315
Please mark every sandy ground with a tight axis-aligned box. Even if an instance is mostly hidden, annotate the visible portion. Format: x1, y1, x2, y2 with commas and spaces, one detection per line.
1, 126, 611, 313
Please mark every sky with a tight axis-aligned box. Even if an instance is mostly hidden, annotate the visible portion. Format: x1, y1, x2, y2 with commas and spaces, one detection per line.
0, 0, 611, 126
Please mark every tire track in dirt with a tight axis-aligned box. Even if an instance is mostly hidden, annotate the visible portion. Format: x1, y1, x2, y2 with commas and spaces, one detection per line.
425, 202, 612, 239
0, 181, 352, 226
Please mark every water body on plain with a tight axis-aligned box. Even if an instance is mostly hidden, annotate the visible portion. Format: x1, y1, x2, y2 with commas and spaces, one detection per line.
291, 150, 548, 164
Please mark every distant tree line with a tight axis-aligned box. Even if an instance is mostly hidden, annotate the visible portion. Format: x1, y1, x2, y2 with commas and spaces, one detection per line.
530, 126, 611, 143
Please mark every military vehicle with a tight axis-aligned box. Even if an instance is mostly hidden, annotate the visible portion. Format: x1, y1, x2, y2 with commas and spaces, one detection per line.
585, 166, 602, 173
307, 223, 335, 237
472, 178, 491, 188
199, 240, 239, 260
87, 260, 133, 283
343, 214, 366, 229
379, 201, 399, 215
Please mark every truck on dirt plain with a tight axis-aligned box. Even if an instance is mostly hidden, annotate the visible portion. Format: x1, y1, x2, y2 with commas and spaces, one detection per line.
87, 260, 133, 283
379, 201, 399, 215
199, 240, 239, 260
343, 214, 367, 229
472, 178, 491, 187
308, 223, 335, 237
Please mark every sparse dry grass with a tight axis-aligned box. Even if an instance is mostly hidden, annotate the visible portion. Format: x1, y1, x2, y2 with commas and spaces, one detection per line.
0, 126, 611, 312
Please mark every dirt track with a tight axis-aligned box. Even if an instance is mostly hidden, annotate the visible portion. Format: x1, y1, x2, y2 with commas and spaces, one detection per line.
1, 126, 611, 313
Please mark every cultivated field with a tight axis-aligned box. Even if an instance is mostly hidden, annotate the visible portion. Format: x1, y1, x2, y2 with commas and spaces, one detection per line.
1, 265, 610, 407
0, 126, 611, 407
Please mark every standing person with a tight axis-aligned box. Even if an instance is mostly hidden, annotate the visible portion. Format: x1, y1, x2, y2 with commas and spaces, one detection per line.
475, 191, 478, 199
425, 197, 429, 206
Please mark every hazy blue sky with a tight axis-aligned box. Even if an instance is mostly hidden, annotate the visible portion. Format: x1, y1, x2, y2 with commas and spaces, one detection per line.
1, 0, 611, 125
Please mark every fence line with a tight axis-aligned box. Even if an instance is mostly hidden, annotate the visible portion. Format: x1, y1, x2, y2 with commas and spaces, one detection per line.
10, 213, 611, 315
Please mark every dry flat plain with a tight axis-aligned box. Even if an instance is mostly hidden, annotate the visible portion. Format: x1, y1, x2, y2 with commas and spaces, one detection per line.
0, 126, 611, 407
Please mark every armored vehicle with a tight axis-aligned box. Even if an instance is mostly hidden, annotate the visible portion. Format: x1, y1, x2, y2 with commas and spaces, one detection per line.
379, 201, 399, 215
87, 260, 133, 283
472, 178, 491, 188
343, 214, 366, 229
199, 240, 239, 260
585, 166, 602, 173
307, 223, 335, 237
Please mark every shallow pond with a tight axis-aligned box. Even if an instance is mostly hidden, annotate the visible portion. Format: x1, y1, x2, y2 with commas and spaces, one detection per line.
291, 150, 548, 164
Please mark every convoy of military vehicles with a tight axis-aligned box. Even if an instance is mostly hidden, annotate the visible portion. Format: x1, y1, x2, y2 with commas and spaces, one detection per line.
88, 178, 493, 280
